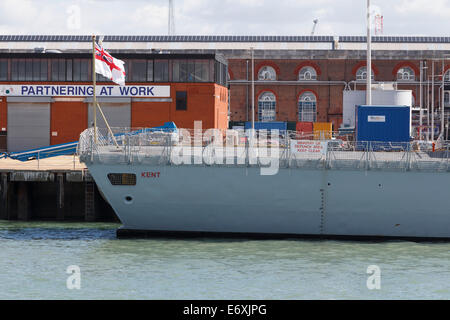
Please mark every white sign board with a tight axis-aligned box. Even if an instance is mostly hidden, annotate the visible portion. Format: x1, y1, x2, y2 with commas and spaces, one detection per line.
290, 140, 328, 155
368, 115, 386, 122
0, 85, 170, 97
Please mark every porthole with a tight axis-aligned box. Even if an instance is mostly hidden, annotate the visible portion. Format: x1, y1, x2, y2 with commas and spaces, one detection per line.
124, 195, 134, 204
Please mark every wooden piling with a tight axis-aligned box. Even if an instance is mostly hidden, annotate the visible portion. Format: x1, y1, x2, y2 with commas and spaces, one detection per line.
0, 173, 8, 220
17, 181, 31, 221
56, 173, 65, 220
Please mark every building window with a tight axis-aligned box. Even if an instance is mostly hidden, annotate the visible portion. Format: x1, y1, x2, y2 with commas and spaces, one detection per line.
187, 61, 195, 82
356, 66, 374, 81
6, 59, 48, 81
66, 59, 72, 81
176, 91, 187, 110
154, 60, 169, 82
173, 60, 188, 82
0, 59, 7, 80
444, 70, 450, 82
194, 60, 210, 82
130, 59, 147, 82
11, 59, 26, 81
258, 66, 276, 81
258, 92, 276, 122
51, 59, 67, 81
298, 92, 317, 122
214, 61, 227, 86
397, 67, 415, 81
73, 59, 90, 81
147, 60, 153, 81
25, 59, 33, 81
299, 66, 317, 81
445, 92, 450, 107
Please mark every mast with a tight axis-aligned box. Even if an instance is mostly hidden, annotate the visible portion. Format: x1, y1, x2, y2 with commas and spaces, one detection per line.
442, 60, 445, 139
92, 35, 97, 144
427, 66, 430, 141
419, 60, 423, 140
251, 47, 255, 130
432, 61, 435, 142
366, 0, 372, 106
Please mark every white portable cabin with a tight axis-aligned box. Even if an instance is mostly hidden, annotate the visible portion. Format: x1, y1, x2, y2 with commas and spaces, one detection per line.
342, 89, 413, 130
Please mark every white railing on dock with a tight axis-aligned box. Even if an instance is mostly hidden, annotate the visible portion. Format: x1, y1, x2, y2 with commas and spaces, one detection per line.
77, 127, 450, 173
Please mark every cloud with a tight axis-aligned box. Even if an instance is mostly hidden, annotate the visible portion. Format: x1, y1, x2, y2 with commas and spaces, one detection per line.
395, 0, 450, 17
0, 0, 448, 36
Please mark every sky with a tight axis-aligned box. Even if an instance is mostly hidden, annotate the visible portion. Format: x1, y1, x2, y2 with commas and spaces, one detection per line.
0, 0, 449, 36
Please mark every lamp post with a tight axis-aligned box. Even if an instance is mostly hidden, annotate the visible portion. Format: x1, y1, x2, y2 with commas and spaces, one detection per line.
419, 61, 428, 140
251, 47, 255, 130
366, 0, 372, 106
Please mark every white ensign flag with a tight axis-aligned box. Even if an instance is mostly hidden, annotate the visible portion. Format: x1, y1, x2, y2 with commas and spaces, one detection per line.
95, 43, 126, 86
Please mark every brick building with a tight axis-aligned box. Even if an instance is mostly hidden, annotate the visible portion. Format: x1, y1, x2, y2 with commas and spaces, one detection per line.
0, 36, 229, 152
225, 36, 450, 132
1, 35, 450, 151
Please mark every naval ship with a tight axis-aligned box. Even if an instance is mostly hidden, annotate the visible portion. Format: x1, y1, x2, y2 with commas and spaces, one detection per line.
77, 125, 450, 240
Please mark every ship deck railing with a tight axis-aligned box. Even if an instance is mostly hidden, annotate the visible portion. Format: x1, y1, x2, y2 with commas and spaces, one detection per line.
77, 127, 450, 173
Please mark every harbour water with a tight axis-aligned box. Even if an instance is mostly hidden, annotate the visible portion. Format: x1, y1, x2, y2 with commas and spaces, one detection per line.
0, 220, 449, 300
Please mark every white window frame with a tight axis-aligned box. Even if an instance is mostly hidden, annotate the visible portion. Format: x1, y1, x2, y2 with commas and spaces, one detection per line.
445, 91, 450, 107
258, 66, 276, 81
299, 66, 317, 81
298, 92, 317, 122
397, 67, 415, 81
444, 70, 450, 82
356, 66, 374, 81
258, 92, 276, 122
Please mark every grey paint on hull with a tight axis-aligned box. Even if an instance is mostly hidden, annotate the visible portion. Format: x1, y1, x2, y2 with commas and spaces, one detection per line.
87, 164, 450, 239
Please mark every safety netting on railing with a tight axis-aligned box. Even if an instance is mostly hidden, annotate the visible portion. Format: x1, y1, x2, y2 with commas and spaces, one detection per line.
77, 128, 450, 172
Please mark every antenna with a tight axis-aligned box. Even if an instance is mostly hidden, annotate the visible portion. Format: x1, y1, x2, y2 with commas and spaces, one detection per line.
311, 19, 318, 36
168, 0, 175, 35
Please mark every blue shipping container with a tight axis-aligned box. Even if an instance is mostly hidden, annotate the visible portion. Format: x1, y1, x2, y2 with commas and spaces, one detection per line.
356, 105, 411, 142
244, 122, 287, 131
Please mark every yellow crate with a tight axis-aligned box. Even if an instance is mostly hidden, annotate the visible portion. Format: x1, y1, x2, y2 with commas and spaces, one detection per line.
313, 122, 333, 140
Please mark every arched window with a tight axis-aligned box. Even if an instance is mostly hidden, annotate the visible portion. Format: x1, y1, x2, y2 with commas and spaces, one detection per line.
397, 67, 415, 81
356, 66, 374, 81
258, 92, 276, 122
444, 70, 450, 82
258, 66, 276, 81
298, 92, 317, 122
299, 66, 317, 81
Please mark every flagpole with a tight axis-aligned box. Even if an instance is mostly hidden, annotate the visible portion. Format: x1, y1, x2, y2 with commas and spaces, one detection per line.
92, 35, 97, 144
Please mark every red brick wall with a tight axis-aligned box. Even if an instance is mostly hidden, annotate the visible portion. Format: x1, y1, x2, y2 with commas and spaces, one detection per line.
228, 58, 427, 128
